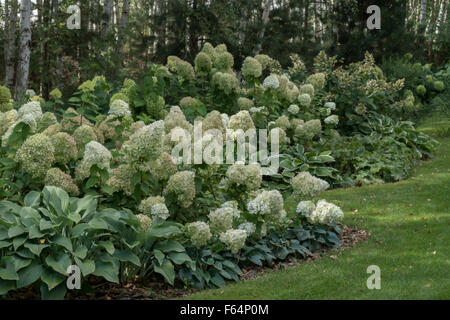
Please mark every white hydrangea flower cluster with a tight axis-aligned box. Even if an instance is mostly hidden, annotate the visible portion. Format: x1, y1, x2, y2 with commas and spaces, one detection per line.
226, 162, 262, 191
15, 133, 55, 178
106, 164, 137, 196
50, 132, 78, 165
247, 190, 286, 222
298, 93, 311, 107
14, 101, 43, 131
137, 214, 152, 232
109, 99, 131, 117
219, 229, 247, 253
151, 203, 170, 220
305, 199, 344, 224
228, 110, 255, 133
262, 74, 280, 89
295, 200, 316, 216
0, 110, 17, 138
82, 141, 112, 170
238, 222, 256, 236
186, 221, 212, 247
163, 171, 196, 208
288, 104, 300, 115
221, 201, 241, 219
291, 171, 329, 199
324, 115, 339, 125
208, 207, 234, 234
324, 102, 336, 110
25, 89, 36, 97
122, 120, 165, 170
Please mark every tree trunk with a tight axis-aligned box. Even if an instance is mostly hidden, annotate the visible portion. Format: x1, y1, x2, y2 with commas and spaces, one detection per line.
115, 0, 130, 70
4, 0, 19, 90
435, 0, 446, 35
253, 0, 271, 55
15, 0, 32, 99
101, 0, 113, 42
420, 0, 428, 32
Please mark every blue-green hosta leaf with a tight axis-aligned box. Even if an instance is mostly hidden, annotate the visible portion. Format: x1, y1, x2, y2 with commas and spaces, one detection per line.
168, 252, 192, 265
0, 256, 19, 280
154, 239, 185, 253
73, 245, 88, 259
154, 259, 175, 285
13, 236, 27, 250
42, 186, 70, 217
40, 282, 67, 300
0, 240, 11, 249
92, 261, 119, 283
88, 218, 109, 230
146, 224, 181, 238
39, 219, 61, 231
52, 235, 73, 252
114, 249, 141, 267
24, 243, 49, 256
0, 279, 16, 295
96, 241, 115, 255
154, 249, 165, 265
24, 191, 41, 208
74, 257, 95, 277
28, 225, 44, 239
8, 225, 27, 238
45, 253, 72, 275
16, 260, 43, 289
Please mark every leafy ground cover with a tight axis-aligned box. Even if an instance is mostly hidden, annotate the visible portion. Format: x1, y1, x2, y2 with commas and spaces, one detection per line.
186, 118, 450, 300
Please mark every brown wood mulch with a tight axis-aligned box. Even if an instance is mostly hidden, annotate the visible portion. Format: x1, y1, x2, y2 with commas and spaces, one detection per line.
5, 225, 369, 300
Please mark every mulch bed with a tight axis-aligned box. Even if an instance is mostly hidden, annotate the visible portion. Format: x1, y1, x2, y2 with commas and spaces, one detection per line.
5, 225, 369, 300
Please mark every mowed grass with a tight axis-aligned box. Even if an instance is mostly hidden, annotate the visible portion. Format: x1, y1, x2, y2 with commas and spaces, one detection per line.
186, 119, 450, 300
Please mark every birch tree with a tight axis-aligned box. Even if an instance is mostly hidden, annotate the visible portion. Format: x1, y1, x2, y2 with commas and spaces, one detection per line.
4, 0, 19, 89
253, 0, 271, 55
14, 0, 32, 98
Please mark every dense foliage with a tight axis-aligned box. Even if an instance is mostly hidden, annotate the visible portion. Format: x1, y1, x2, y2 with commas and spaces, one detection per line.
0, 45, 443, 299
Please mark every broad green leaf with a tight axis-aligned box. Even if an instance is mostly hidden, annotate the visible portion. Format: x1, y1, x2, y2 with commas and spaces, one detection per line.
0, 279, 16, 295
8, 225, 27, 238
45, 254, 72, 275
114, 249, 141, 267
146, 224, 181, 238
24, 243, 49, 256
154, 259, 175, 285
154, 249, 165, 265
24, 191, 41, 208
0, 256, 19, 280
52, 236, 73, 252
16, 261, 43, 288
40, 282, 67, 300
29, 225, 44, 239
168, 252, 192, 265
13, 236, 27, 250
73, 245, 88, 259
154, 240, 185, 253
92, 261, 119, 283
97, 241, 115, 255
74, 257, 95, 277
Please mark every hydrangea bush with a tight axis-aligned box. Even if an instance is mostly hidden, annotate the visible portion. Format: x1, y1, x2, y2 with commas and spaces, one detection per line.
0, 44, 438, 298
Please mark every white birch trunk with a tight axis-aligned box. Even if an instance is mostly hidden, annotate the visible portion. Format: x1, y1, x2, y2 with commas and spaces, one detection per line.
253, 0, 271, 55
14, 0, 32, 98
4, 0, 19, 89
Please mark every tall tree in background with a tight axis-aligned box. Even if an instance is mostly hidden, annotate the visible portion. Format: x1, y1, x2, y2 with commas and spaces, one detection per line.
4, 0, 18, 90
15, 0, 32, 98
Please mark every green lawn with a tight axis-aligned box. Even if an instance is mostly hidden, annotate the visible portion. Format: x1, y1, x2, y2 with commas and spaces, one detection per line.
187, 119, 450, 300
